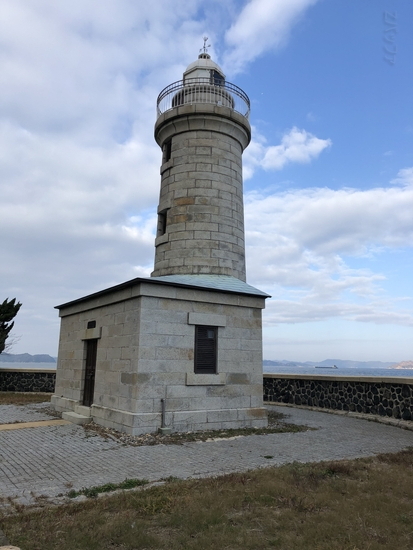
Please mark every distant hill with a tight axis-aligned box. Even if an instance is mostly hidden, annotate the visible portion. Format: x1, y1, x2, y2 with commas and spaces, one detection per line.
263, 359, 396, 369
263, 360, 301, 367
0, 353, 56, 363
391, 361, 413, 369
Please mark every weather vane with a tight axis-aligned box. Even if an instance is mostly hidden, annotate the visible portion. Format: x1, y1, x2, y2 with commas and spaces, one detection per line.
200, 36, 211, 54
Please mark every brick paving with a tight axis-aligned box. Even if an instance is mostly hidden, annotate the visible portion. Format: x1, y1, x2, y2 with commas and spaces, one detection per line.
1, 403, 413, 510
0, 403, 53, 425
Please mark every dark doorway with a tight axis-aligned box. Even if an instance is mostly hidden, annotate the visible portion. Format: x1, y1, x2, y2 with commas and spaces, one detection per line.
83, 339, 98, 407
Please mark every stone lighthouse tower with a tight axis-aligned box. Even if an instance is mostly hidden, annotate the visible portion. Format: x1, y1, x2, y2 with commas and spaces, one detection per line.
152, 49, 250, 281
52, 47, 269, 435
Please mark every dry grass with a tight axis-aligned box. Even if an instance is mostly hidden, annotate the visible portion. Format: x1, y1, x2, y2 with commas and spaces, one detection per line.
0, 392, 52, 405
2, 448, 413, 549
82, 410, 309, 447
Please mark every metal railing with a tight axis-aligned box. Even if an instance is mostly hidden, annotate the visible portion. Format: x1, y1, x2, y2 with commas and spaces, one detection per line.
156, 77, 250, 119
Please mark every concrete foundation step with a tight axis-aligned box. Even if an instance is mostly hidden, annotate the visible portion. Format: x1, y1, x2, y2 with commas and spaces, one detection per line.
62, 412, 92, 425
74, 405, 91, 417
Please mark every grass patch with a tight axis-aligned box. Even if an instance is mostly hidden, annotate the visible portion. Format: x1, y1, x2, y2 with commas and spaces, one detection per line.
67, 478, 149, 499
0, 392, 51, 405
2, 448, 413, 549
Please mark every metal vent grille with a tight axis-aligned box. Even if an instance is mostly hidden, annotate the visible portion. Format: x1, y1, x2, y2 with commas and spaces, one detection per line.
194, 325, 217, 374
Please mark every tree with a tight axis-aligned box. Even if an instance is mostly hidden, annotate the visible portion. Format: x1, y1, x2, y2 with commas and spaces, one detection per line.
0, 298, 22, 354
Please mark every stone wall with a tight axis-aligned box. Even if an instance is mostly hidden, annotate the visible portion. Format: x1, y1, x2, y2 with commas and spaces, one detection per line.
0, 369, 56, 393
263, 374, 413, 420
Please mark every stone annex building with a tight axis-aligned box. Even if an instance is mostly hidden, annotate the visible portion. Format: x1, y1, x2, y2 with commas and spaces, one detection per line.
51, 51, 270, 435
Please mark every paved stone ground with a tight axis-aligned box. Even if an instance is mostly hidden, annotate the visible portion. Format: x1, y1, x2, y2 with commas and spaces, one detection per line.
0, 403, 54, 425
1, 403, 413, 511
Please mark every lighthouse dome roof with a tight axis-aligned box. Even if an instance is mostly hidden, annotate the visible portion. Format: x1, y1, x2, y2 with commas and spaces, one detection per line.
183, 53, 225, 80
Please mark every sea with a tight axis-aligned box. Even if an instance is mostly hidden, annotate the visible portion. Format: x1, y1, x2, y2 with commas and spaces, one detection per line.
2, 362, 413, 378
264, 365, 413, 378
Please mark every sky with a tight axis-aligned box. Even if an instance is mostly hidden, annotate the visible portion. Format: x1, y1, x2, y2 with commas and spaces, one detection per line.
1, 0, 412, 362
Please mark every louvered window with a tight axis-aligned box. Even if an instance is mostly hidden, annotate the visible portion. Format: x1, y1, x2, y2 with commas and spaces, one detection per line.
194, 325, 217, 374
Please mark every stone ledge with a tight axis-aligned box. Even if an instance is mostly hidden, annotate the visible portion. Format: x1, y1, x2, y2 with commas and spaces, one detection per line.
186, 373, 226, 386
62, 412, 92, 425
160, 159, 173, 174
0, 368, 56, 373
264, 372, 413, 384
187, 312, 226, 326
51, 395, 77, 412
155, 233, 169, 246
80, 327, 102, 340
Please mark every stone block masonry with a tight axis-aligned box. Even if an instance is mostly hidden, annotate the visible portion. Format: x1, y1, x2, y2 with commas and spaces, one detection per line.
152, 106, 251, 282
4, 368, 413, 425
52, 278, 268, 435
264, 374, 413, 420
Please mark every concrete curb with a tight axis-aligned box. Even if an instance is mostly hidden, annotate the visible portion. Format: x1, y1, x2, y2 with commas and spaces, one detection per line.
0, 419, 69, 431
266, 402, 413, 431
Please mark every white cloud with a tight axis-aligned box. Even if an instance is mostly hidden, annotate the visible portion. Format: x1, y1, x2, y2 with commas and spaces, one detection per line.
223, 0, 319, 74
0, 0, 217, 353
243, 127, 331, 178
391, 167, 413, 187
262, 127, 332, 170
245, 177, 413, 327
1, 0, 410, 358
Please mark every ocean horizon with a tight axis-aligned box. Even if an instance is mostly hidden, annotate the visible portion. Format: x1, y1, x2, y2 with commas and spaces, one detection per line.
1, 362, 413, 378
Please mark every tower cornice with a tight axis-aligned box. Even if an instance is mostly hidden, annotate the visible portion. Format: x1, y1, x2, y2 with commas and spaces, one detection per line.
154, 105, 251, 152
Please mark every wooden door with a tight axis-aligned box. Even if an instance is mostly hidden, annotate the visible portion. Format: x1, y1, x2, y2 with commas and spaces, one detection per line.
83, 339, 97, 407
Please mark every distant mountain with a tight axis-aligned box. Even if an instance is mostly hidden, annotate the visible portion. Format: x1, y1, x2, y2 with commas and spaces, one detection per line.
263, 359, 396, 369
0, 353, 56, 363
391, 361, 413, 369
263, 360, 301, 367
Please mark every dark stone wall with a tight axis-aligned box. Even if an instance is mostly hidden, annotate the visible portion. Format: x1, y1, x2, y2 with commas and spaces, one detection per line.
263, 374, 413, 420
0, 370, 56, 393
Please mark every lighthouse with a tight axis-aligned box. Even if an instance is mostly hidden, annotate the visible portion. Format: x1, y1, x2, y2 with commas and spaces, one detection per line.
152, 48, 250, 282
52, 47, 269, 435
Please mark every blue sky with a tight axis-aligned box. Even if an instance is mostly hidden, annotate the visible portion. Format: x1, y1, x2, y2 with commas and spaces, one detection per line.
0, 0, 412, 362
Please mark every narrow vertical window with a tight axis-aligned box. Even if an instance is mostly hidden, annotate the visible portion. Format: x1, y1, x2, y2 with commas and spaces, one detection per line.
162, 139, 172, 163
194, 325, 217, 374
157, 209, 168, 236
83, 339, 98, 407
